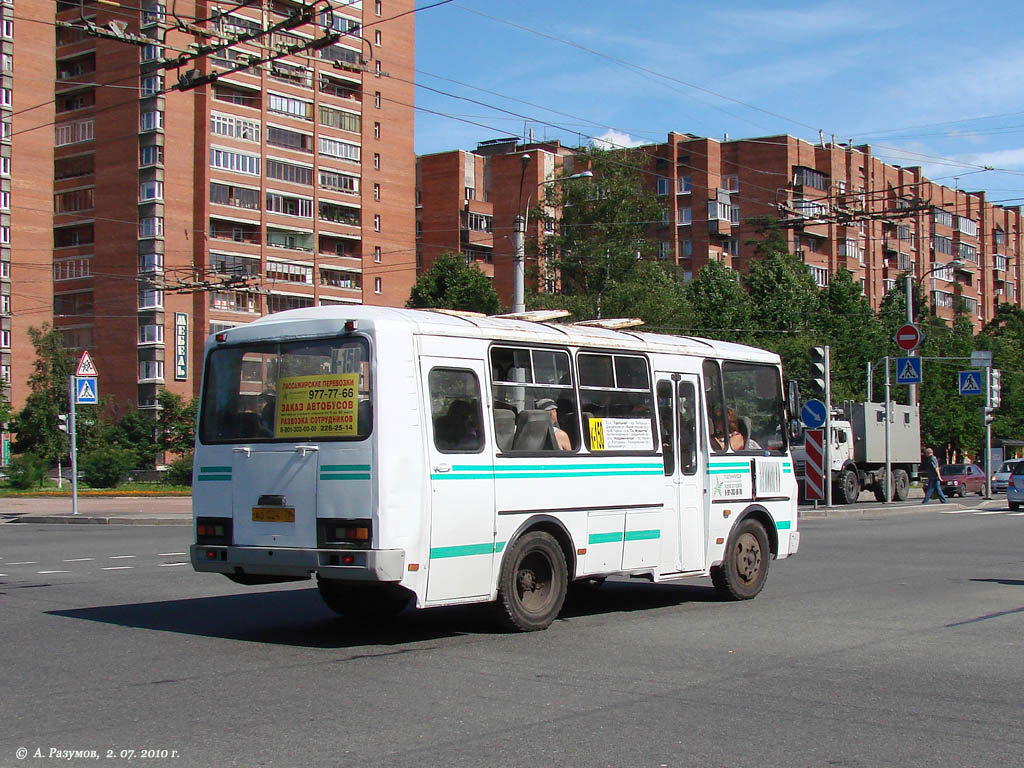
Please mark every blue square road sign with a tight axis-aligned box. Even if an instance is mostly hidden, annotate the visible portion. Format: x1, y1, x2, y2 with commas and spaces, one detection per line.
75, 376, 98, 404
896, 357, 922, 385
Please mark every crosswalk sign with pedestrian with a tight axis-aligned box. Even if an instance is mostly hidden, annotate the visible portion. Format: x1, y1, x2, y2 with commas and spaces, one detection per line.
959, 371, 982, 396
896, 356, 922, 385
75, 376, 98, 404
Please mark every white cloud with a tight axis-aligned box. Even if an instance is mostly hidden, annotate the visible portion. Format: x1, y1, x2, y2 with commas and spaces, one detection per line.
590, 129, 645, 150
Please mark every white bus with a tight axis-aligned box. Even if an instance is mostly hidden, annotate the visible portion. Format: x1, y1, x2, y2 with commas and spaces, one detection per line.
191, 306, 800, 631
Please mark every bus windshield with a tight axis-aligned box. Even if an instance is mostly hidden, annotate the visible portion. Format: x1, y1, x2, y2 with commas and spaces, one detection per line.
199, 337, 372, 444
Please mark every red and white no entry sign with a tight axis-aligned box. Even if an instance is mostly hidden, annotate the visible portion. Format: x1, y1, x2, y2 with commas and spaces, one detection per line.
894, 323, 923, 352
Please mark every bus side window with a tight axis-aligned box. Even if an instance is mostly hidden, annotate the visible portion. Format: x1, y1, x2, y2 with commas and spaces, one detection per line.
703, 360, 726, 453
678, 381, 698, 475
656, 381, 674, 475
428, 368, 484, 454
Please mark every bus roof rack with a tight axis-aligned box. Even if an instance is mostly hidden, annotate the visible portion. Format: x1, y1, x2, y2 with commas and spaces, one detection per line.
492, 310, 571, 322
426, 308, 487, 318
572, 318, 645, 330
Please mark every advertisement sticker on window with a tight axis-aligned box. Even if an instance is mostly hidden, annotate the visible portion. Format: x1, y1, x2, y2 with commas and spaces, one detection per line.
275, 373, 359, 438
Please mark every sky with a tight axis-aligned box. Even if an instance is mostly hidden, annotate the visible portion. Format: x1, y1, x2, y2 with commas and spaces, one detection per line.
412, 0, 1024, 205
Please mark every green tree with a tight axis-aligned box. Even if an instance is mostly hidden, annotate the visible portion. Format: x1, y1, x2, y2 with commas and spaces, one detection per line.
10, 324, 76, 464
407, 252, 501, 315
980, 304, 1024, 451
919, 313, 979, 462
156, 390, 197, 456
684, 260, 752, 340
537, 146, 663, 318
591, 261, 693, 330
816, 269, 886, 402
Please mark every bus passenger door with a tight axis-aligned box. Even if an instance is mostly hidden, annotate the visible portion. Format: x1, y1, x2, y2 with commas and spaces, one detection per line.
421, 358, 495, 603
656, 374, 706, 573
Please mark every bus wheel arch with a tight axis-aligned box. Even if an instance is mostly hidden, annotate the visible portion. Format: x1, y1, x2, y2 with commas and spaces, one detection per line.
502, 515, 577, 583
494, 517, 574, 632
710, 506, 775, 601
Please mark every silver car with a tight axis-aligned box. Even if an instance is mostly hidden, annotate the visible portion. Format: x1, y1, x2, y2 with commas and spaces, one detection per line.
1008, 464, 1024, 510
992, 459, 1024, 493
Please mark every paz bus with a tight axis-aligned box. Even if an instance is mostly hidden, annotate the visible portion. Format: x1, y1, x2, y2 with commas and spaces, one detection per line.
190, 306, 800, 631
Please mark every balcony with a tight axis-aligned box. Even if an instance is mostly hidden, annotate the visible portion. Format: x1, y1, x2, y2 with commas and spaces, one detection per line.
266, 226, 313, 253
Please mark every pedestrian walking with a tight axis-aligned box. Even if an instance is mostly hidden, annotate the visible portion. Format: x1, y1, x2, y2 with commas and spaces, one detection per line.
921, 447, 946, 503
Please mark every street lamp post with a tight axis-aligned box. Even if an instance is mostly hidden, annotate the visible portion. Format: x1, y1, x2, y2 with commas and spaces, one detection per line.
512, 159, 593, 314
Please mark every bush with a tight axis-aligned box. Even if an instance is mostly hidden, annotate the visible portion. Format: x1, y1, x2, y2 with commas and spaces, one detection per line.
166, 453, 193, 487
78, 447, 137, 488
7, 452, 48, 489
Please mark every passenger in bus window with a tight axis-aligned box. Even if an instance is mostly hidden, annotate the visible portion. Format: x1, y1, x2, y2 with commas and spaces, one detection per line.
441, 399, 482, 451
536, 398, 572, 451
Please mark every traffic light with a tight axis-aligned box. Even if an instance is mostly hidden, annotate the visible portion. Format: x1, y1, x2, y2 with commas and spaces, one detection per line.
990, 368, 1002, 408
809, 345, 829, 399
57, 414, 69, 433
982, 407, 995, 426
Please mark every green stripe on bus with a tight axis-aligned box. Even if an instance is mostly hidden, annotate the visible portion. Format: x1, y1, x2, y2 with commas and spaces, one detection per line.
434, 470, 663, 480
321, 473, 371, 481
200, 466, 231, 473
709, 468, 751, 475
589, 532, 623, 544
486, 463, 662, 472
320, 464, 371, 471
430, 542, 504, 559
624, 529, 660, 541
775, 520, 792, 530
197, 475, 231, 481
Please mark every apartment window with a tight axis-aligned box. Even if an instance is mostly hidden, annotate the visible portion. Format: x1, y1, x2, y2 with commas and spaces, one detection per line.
1, 20, 12, 38
139, 252, 163, 273
210, 147, 260, 175
318, 136, 360, 161
210, 113, 260, 142
142, 3, 166, 25
0, 294, 8, 313
933, 235, 953, 255
0, 225, 8, 244
319, 44, 360, 67
266, 293, 314, 313
959, 242, 978, 263
658, 241, 671, 259
373, 183, 380, 201
53, 257, 92, 280
731, 204, 741, 225
138, 324, 164, 344
373, 121, 380, 139
212, 83, 259, 108
374, 215, 380, 232
320, 268, 360, 288
139, 145, 164, 166
373, 153, 380, 170
267, 125, 313, 152
140, 75, 163, 96
374, 91, 381, 108
266, 158, 313, 186
139, 181, 163, 202
139, 360, 164, 381
318, 168, 359, 193
898, 252, 912, 271
375, 0, 381, 16
318, 201, 360, 226
0, 329, 9, 348
139, 287, 163, 308
994, 228, 1006, 247
268, 92, 313, 120
0, 364, 9, 383
721, 174, 739, 192
374, 29, 381, 45
0, 121, 8, 141
898, 224, 913, 243
0, 88, 10, 107
318, 105, 360, 132
0, 190, 8, 210
0, 156, 9, 176
267, 60, 312, 88
807, 264, 829, 287
374, 246, 381, 263
677, 175, 691, 194
656, 177, 670, 196
0, 258, 8, 275
793, 166, 827, 190
933, 207, 953, 227
266, 191, 314, 218
54, 188, 94, 213
319, 10, 360, 35
678, 207, 691, 225
707, 200, 732, 221
724, 237, 740, 257
138, 217, 164, 238
54, 291, 94, 316
55, 119, 93, 146
210, 290, 256, 313
374, 277, 381, 294
140, 110, 163, 131
467, 212, 492, 232
680, 239, 692, 258
267, 260, 313, 284
140, 43, 163, 62
54, 224, 93, 247
956, 217, 978, 237
210, 182, 259, 209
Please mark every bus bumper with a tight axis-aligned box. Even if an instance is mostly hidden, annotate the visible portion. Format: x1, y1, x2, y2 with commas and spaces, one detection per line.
190, 545, 406, 582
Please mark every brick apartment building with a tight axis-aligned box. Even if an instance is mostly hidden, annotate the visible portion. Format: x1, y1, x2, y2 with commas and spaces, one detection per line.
418, 132, 1023, 328
4, 0, 416, 416
416, 137, 576, 305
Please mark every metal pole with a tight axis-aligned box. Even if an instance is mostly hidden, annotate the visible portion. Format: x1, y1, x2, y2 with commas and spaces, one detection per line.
824, 345, 832, 508
905, 273, 917, 407
512, 214, 526, 314
68, 376, 79, 515
866, 361, 873, 403
985, 366, 992, 499
884, 357, 892, 503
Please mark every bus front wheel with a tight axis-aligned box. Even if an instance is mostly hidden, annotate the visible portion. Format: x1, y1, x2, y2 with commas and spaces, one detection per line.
711, 519, 770, 601
495, 531, 568, 632
317, 579, 411, 620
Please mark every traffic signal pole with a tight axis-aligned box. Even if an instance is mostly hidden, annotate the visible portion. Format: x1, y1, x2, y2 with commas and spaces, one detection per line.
68, 376, 79, 516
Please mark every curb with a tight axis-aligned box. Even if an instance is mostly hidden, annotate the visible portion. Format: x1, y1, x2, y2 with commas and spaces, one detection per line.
7, 515, 190, 526
799, 500, 1005, 519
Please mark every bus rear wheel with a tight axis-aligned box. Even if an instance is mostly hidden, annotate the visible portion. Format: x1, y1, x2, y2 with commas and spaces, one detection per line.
495, 531, 567, 632
317, 579, 411, 620
711, 519, 770, 601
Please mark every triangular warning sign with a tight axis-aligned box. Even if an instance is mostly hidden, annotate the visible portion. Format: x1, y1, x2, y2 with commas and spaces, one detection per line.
76, 350, 97, 377
77, 379, 96, 400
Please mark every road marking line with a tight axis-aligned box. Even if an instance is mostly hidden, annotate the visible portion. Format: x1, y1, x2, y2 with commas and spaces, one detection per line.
7, 561, 38, 565
158, 552, 186, 556
101, 566, 134, 571
975, 510, 1009, 515
159, 562, 187, 567
63, 558, 94, 562
38, 570, 71, 574
939, 510, 968, 514
1010, 513, 1024, 517
109, 555, 137, 559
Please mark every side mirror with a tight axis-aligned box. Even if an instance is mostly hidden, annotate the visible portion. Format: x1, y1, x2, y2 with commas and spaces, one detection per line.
786, 380, 802, 441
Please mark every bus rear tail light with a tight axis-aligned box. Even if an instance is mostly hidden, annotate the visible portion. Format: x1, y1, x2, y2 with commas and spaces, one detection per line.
318, 519, 372, 549
196, 517, 232, 545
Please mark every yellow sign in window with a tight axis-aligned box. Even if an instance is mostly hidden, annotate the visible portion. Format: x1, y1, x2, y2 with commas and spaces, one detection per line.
275, 373, 360, 438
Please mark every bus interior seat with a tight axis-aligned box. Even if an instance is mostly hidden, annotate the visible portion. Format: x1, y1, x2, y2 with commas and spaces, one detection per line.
512, 410, 556, 451
493, 408, 516, 453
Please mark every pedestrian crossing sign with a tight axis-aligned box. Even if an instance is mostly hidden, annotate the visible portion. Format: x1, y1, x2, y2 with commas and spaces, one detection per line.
896, 356, 922, 385
959, 371, 982, 396
75, 376, 98, 404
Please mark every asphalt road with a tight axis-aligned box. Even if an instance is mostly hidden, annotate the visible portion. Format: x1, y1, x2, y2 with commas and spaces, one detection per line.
2, 507, 1023, 768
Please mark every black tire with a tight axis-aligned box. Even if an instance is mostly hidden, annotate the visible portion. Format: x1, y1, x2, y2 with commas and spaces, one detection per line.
893, 470, 910, 501
1009, 501, 1020, 510
710, 518, 770, 601
958, 486, 965, 498
317, 579, 412, 620
494, 531, 568, 632
835, 468, 860, 504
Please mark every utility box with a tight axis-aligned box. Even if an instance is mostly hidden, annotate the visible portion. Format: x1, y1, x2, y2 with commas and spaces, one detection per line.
843, 402, 921, 465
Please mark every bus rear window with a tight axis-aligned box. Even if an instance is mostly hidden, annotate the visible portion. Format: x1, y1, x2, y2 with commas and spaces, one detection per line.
199, 337, 371, 443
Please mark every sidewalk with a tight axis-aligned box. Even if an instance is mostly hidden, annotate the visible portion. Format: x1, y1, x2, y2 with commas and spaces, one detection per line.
0, 494, 192, 526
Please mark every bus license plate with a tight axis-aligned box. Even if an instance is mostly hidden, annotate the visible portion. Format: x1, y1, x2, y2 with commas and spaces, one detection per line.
252, 507, 295, 523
